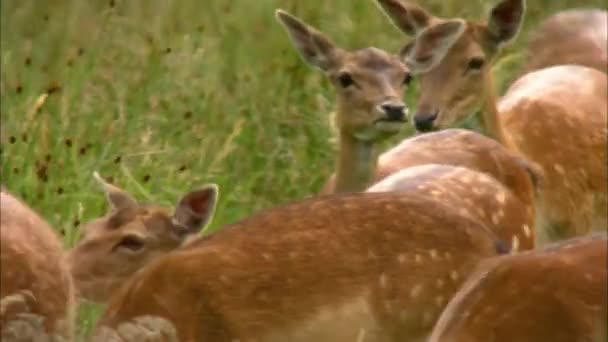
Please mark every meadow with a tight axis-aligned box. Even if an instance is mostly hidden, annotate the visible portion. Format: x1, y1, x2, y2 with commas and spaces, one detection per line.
1, 0, 606, 338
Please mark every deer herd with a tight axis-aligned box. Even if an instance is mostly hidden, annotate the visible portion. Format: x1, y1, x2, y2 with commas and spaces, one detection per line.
1, 0, 606, 341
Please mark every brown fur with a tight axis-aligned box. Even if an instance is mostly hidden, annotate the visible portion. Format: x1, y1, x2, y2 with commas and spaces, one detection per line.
67, 174, 218, 304
524, 9, 607, 74
375, 0, 608, 243
95, 191, 506, 341
368, 163, 534, 251
428, 233, 608, 342
276, 10, 411, 193
0, 190, 75, 341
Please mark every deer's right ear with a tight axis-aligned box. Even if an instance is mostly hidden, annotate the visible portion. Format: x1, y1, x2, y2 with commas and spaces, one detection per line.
402, 19, 466, 73
93, 172, 138, 211
375, 0, 433, 36
173, 184, 219, 235
275, 9, 341, 72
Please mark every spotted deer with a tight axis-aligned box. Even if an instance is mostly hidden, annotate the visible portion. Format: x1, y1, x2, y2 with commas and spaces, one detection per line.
67, 172, 218, 304
283, 3, 543, 250
524, 9, 607, 74
274, 9, 411, 194
428, 233, 607, 342
1, 190, 75, 342
367, 161, 536, 252
376, 0, 608, 243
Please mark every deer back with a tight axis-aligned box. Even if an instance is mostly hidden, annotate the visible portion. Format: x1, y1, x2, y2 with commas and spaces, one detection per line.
524, 9, 607, 74
429, 233, 607, 342
367, 163, 534, 251
0, 190, 74, 341
95, 191, 506, 342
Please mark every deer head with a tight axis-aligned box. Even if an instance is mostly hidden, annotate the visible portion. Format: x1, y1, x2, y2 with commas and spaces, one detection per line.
376, 0, 525, 132
276, 9, 412, 142
67, 172, 218, 303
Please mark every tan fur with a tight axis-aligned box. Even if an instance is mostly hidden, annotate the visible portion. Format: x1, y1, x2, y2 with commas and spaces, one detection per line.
275, 10, 411, 193
428, 233, 607, 342
524, 9, 607, 74
375, 0, 608, 243
368, 163, 534, 251
95, 191, 507, 341
0, 190, 75, 341
67, 175, 218, 304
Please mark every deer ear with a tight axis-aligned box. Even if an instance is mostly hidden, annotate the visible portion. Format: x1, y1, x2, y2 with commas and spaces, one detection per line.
275, 9, 341, 72
375, 0, 434, 36
93, 171, 138, 211
173, 184, 219, 235
487, 0, 525, 47
403, 19, 466, 73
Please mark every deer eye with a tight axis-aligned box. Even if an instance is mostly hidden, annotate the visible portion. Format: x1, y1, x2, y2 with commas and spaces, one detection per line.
467, 57, 485, 71
113, 234, 145, 253
402, 73, 413, 86
337, 72, 355, 88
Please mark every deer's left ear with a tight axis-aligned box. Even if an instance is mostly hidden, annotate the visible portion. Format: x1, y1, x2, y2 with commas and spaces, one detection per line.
487, 0, 525, 47
173, 184, 219, 234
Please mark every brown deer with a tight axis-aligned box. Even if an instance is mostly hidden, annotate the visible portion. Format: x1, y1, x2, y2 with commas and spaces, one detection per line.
524, 9, 607, 74
92, 89, 514, 340
1, 190, 75, 341
284, 1, 543, 250
67, 172, 218, 304
375, 0, 608, 243
367, 162, 536, 251
273, 7, 411, 194
428, 233, 607, 342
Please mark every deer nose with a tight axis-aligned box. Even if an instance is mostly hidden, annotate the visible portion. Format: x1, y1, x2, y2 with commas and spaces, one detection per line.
381, 104, 407, 122
414, 112, 438, 132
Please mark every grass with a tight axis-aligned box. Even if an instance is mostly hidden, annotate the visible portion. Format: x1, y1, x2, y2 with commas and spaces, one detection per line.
1, 0, 606, 339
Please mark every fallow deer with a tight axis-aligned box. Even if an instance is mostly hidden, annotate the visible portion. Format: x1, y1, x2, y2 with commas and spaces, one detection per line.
367, 162, 536, 251
428, 233, 607, 342
274, 9, 411, 194
276, 7, 540, 251
524, 9, 607, 74
1, 190, 75, 341
92, 136, 510, 341
67, 172, 218, 304
376, 0, 608, 243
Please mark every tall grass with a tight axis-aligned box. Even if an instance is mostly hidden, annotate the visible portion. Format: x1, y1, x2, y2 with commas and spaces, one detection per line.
1, 0, 606, 338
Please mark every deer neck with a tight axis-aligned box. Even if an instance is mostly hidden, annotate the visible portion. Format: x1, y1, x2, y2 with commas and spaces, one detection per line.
479, 72, 516, 151
334, 130, 379, 193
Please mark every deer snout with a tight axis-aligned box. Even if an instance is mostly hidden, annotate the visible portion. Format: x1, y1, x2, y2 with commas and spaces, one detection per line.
414, 111, 438, 132
378, 102, 408, 122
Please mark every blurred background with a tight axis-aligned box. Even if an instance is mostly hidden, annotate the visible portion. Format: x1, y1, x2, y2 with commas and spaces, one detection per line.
1, 0, 606, 336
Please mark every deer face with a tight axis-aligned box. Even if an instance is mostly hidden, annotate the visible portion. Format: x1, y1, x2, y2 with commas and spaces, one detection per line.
67, 173, 218, 303
376, 0, 525, 132
276, 10, 412, 142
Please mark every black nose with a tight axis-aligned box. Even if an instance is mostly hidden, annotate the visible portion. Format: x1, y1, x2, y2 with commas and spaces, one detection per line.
414, 112, 438, 132
381, 104, 406, 122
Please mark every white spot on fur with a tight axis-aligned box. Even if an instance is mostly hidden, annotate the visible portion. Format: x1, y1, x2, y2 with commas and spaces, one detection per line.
429, 249, 439, 260
450, 271, 459, 281
379, 274, 388, 289
410, 284, 423, 298
512, 235, 520, 251
522, 224, 531, 237
398, 254, 406, 264
553, 164, 566, 175
262, 253, 272, 260
495, 192, 506, 204
491, 213, 500, 225
415, 254, 423, 264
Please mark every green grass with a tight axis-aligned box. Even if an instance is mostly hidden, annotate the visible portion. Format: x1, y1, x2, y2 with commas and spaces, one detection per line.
1, 0, 606, 339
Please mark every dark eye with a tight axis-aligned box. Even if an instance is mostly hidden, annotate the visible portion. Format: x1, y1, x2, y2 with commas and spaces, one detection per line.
113, 234, 145, 253
337, 72, 355, 88
467, 57, 485, 71
402, 73, 413, 86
